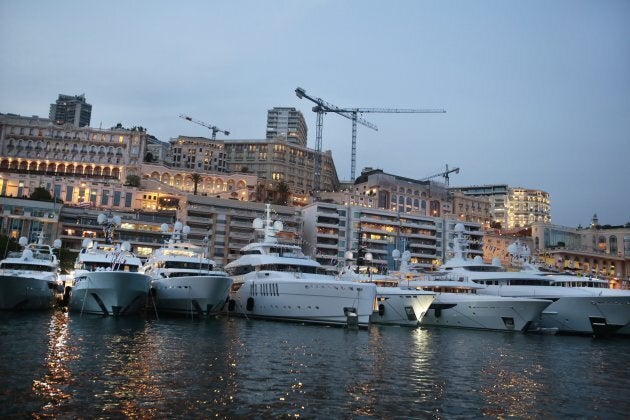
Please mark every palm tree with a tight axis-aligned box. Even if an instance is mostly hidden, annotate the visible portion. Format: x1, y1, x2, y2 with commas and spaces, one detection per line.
275, 181, 290, 206
190, 173, 202, 195
255, 182, 266, 202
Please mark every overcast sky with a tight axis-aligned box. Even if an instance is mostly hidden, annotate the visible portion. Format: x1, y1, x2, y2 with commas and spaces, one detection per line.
1, 1, 628, 227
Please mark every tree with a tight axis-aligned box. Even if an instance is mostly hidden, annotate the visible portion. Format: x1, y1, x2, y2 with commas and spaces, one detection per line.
255, 183, 266, 202
125, 174, 141, 187
29, 187, 53, 201
190, 173, 202, 195
275, 181, 290, 206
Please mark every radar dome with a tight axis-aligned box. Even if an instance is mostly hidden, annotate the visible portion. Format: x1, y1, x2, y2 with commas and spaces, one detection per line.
491, 257, 501, 266
112, 216, 122, 226
174, 221, 183, 231
345, 251, 354, 260
402, 250, 411, 261
365, 252, 373, 261
82, 238, 93, 248
18, 236, 28, 247
454, 223, 465, 233
253, 218, 263, 229
392, 249, 401, 259
273, 220, 283, 232
97, 213, 107, 224
160, 223, 169, 233
53, 239, 62, 249
473, 256, 483, 263
183, 225, 191, 235
121, 242, 131, 252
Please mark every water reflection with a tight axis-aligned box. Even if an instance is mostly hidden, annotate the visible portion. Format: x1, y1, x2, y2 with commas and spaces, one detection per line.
32, 310, 74, 415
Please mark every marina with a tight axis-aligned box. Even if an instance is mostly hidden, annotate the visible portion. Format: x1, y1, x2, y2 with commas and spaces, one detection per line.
1, 310, 629, 418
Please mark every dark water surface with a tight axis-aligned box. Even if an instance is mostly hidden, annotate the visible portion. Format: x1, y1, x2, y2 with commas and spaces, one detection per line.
1, 310, 629, 419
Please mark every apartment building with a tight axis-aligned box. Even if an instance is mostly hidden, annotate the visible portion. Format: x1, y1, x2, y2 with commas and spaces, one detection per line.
265, 107, 308, 146
49, 93, 92, 127
301, 201, 483, 272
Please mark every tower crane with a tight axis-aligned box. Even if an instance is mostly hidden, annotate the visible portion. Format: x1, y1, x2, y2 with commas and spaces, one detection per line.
340, 107, 446, 181
295, 87, 378, 193
421, 164, 460, 186
178, 114, 230, 140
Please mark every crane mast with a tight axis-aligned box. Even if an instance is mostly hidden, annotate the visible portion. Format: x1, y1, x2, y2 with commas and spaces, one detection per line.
178, 114, 230, 140
295, 87, 377, 193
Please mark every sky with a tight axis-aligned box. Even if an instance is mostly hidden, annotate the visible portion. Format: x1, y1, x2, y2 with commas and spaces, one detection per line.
1, 0, 629, 228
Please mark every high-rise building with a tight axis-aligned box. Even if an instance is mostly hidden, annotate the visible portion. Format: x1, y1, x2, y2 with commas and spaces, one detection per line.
49, 93, 92, 127
266, 107, 307, 146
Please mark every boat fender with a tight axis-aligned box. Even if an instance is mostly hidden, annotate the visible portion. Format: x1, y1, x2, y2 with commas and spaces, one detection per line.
227, 299, 236, 312
246, 297, 254, 311
378, 303, 385, 316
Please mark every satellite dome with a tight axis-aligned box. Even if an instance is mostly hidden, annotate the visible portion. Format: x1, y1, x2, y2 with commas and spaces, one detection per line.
112, 216, 122, 226
253, 218, 263, 229
454, 223, 465, 233
97, 213, 107, 224
273, 220, 284, 232
121, 242, 131, 252
18, 236, 28, 247
345, 251, 354, 260
392, 249, 401, 259
160, 223, 169, 233
365, 252, 373, 261
53, 239, 62, 249
182, 225, 191, 235
473, 256, 483, 263
174, 221, 183, 231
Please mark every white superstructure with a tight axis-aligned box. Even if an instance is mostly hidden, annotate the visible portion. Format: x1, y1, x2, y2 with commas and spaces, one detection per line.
68, 213, 150, 316
396, 249, 550, 332
0, 234, 62, 310
338, 250, 435, 327
225, 204, 377, 328
142, 221, 232, 317
440, 225, 630, 335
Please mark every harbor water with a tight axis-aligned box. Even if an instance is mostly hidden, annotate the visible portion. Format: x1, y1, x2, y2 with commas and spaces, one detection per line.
1, 311, 629, 419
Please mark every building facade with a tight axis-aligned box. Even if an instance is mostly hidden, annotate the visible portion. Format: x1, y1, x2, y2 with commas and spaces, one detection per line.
301, 201, 483, 272
530, 217, 630, 287
222, 137, 339, 201
49, 94, 92, 127
451, 184, 550, 229
167, 136, 228, 172
266, 107, 308, 146
320, 168, 450, 217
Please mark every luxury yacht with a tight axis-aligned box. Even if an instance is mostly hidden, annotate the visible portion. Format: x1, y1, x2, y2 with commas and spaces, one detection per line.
396, 249, 551, 332
142, 221, 232, 317
225, 204, 377, 328
338, 250, 435, 327
439, 224, 630, 336
68, 213, 151, 316
0, 234, 63, 310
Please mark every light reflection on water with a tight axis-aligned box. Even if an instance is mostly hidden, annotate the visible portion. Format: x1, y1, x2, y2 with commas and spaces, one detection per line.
1, 311, 629, 419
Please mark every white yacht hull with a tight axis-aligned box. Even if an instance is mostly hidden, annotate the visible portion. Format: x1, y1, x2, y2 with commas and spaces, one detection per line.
420, 293, 552, 332
69, 271, 151, 316
151, 275, 233, 316
228, 272, 377, 328
0, 275, 60, 310
478, 286, 630, 335
371, 287, 435, 326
